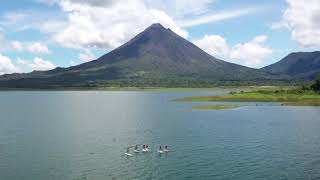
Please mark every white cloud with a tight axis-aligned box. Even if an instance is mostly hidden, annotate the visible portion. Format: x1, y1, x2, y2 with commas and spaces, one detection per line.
17, 57, 56, 71
230, 35, 273, 67
0, 32, 51, 55
52, 0, 188, 49
0, 0, 272, 70
275, 0, 320, 48
34, 0, 263, 53
179, 7, 259, 27
39, 20, 68, 34
0, 53, 20, 75
26, 42, 51, 54
78, 49, 96, 62
193, 35, 229, 58
8, 41, 51, 54
194, 35, 273, 68
270, 21, 286, 30
10, 41, 24, 51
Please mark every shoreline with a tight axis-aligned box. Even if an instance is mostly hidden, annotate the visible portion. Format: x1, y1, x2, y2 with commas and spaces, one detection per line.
192, 105, 240, 110
0, 86, 295, 91
176, 91, 320, 106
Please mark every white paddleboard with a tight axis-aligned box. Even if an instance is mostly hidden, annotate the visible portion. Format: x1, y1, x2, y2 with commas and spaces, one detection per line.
158, 150, 164, 153
134, 150, 140, 153
125, 153, 132, 156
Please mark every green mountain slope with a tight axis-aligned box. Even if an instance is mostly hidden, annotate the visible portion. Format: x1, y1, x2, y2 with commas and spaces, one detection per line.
262, 51, 320, 79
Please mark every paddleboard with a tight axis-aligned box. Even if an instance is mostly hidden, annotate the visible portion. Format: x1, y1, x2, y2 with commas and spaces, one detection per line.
158, 150, 164, 153
125, 153, 132, 156
134, 150, 140, 153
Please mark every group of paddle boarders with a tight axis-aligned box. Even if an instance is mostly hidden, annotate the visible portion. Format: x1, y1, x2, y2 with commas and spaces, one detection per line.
125, 144, 169, 156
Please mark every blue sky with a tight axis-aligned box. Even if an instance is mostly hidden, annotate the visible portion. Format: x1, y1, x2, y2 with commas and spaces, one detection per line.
0, 0, 319, 74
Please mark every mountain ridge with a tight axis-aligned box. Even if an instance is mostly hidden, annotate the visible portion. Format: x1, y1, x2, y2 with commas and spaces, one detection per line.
262, 51, 320, 79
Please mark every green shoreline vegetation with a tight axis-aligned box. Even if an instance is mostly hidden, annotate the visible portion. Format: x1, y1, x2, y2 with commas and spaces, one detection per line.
177, 91, 320, 106
0, 86, 295, 91
177, 79, 320, 106
193, 105, 240, 110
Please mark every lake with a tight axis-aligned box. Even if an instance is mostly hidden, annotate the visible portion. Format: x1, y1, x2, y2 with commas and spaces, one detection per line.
0, 91, 320, 180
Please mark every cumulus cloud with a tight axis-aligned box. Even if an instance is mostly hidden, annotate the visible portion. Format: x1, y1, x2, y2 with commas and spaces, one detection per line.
52, 0, 188, 49
0, 53, 20, 75
11, 42, 51, 54
6, 41, 51, 54
78, 49, 96, 62
39, 20, 68, 34
193, 35, 229, 58
0, 26, 51, 55
230, 36, 273, 67
17, 57, 56, 71
275, 0, 320, 48
33, 0, 261, 52
10, 41, 24, 51
26, 42, 51, 54
194, 35, 273, 68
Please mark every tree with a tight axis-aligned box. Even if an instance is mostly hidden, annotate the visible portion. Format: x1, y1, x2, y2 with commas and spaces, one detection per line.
310, 79, 320, 92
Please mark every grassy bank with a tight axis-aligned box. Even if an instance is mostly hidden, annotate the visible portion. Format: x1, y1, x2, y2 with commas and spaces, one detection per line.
176, 91, 320, 106
193, 105, 240, 110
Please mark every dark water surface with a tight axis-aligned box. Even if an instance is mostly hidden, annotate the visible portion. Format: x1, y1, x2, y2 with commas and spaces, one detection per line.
0, 91, 320, 180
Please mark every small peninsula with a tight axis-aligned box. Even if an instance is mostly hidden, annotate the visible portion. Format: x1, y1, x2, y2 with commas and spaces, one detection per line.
177, 79, 320, 107
193, 105, 240, 110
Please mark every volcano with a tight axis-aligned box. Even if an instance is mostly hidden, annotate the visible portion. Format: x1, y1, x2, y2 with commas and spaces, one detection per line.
0, 23, 284, 88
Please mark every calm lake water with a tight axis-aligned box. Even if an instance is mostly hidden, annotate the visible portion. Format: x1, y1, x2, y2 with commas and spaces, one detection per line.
0, 91, 320, 180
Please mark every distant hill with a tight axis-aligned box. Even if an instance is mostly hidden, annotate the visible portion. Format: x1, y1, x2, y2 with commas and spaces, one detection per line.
0, 23, 287, 88
262, 51, 320, 79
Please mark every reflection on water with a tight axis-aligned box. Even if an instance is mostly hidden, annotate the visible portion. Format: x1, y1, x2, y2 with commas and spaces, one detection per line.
0, 91, 320, 179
